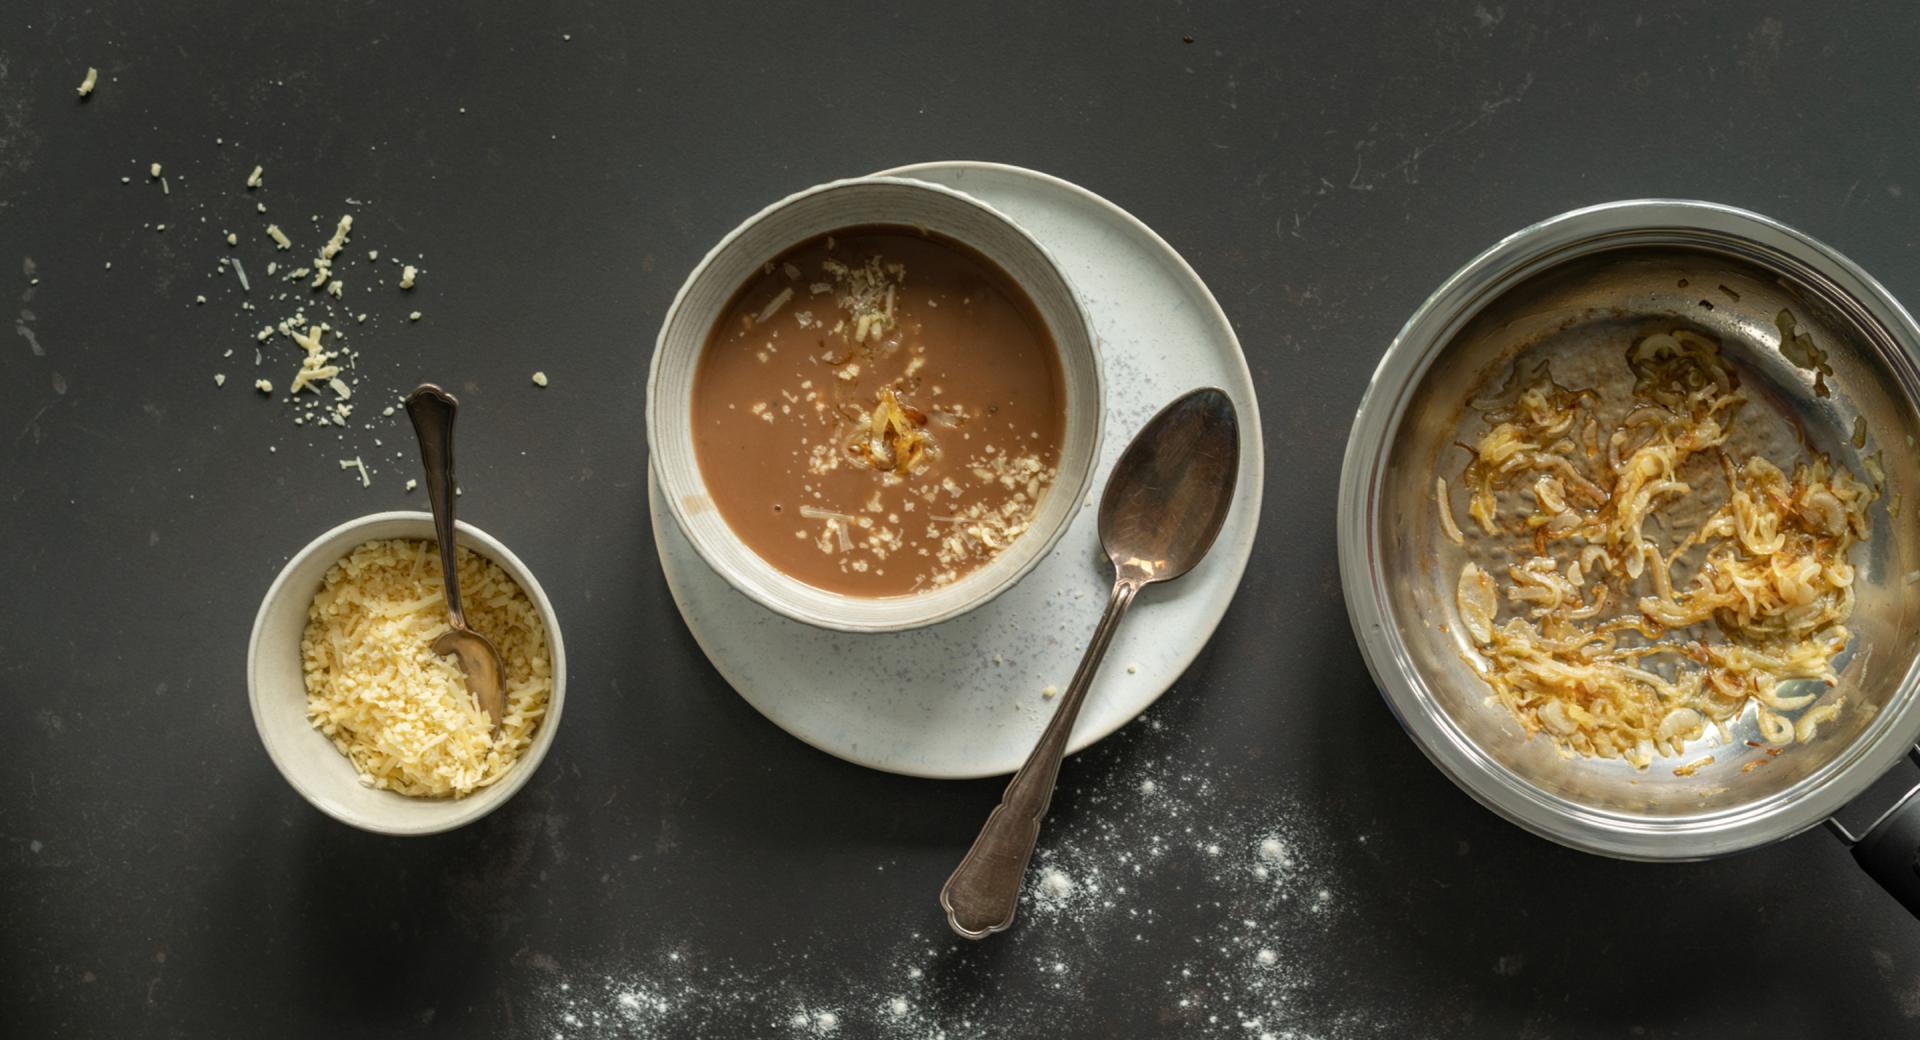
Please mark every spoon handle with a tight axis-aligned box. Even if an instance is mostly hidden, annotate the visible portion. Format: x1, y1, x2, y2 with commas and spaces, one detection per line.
940, 577, 1142, 939
405, 383, 467, 629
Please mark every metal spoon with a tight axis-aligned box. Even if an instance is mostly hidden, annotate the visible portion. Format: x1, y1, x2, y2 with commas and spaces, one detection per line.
405, 383, 507, 731
940, 386, 1241, 939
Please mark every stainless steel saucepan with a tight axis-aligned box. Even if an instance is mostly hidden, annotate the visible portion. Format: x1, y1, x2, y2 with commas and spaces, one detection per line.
1338, 199, 1920, 912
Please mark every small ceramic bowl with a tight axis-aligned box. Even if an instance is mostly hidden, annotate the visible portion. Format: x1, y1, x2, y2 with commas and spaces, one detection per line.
648, 175, 1105, 632
247, 511, 567, 835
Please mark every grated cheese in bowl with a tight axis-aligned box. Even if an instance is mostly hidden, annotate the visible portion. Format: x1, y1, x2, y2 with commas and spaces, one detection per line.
301, 538, 552, 798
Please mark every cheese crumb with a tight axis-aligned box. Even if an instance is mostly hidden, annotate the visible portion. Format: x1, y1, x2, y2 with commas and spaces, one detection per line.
531, 371, 548, 387
246, 165, 264, 189
254, 379, 273, 394
320, 215, 353, 259
266, 224, 291, 250
214, 373, 226, 387
149, 162, 161, 178
287, 326, 342, 395
404, 478, 418, 492
194, 295, 206, 305
367, 249, 379, 261
1042, 685, 1059, 699
77, 67, 98, 98
399, 265, 417, 289
408, 311, 422, 322
340, 456, 371, 488
226, 232, 238, 247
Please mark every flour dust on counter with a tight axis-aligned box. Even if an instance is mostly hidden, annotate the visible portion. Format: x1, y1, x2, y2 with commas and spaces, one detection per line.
520, 715, 1409, 1039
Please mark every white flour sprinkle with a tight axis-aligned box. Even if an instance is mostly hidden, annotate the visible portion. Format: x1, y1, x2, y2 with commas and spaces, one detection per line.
527, 712, 1402, 1039
1036, 867, 1075, 904
786, 1008, 841, 1034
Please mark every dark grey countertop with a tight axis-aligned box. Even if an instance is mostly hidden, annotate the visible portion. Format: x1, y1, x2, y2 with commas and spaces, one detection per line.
7, 2, 1920, 1037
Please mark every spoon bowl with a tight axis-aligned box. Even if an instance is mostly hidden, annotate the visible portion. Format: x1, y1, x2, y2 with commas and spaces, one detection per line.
430, 629, 507, 723
1099, 388, 1241, 584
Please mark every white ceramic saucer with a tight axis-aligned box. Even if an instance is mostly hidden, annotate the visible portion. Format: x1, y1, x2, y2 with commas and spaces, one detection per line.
648, 161, 1264, 778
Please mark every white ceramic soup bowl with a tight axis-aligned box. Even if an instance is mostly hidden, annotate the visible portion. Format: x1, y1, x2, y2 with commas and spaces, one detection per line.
247, 511, 567, 835
648, 175, 1106, 632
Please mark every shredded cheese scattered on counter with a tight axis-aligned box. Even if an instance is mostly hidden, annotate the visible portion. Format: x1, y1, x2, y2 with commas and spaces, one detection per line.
287, 325, 343, 396
77, 67, 97, 97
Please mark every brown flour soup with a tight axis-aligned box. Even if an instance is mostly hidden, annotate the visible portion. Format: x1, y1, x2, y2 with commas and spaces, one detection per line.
691, 226, 1066, 596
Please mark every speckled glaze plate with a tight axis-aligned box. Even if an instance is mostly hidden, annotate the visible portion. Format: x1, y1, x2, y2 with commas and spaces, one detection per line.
648, 160, 1264, 778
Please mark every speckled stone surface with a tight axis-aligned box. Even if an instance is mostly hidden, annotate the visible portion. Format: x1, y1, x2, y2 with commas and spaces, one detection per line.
7, 2, 1920, 1037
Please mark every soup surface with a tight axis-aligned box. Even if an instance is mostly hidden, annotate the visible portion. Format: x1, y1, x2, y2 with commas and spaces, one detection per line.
692, 226, 1066, 596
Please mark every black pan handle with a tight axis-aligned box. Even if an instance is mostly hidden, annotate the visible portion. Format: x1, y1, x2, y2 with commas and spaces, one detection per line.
1832, 745, 1920, 917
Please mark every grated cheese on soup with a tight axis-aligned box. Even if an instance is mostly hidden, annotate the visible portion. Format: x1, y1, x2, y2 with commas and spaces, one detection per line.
301, 538, 552, 798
